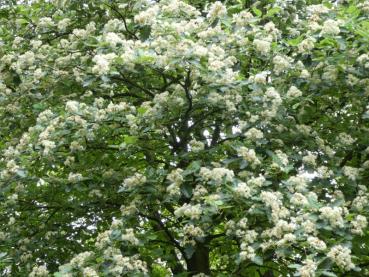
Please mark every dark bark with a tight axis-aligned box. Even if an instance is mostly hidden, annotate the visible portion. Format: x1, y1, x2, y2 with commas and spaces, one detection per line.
187, 244, 211, 276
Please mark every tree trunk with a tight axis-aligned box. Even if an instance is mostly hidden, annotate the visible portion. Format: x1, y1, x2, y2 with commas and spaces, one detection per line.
187, 244, 211, 276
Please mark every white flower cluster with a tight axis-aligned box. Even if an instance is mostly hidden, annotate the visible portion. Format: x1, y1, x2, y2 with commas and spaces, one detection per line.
351, 215, 367, 235
207, 1, 227, 19
199, 167, 234, 183
254, 39, 271, 55
70, 140, 85, 152
319, 206, 345, 228
290, 192, 309, 206
273, 55, 291, 74
321, 19, 340, 36
286, 86, 302, 98
68, 172, 83, 183
58, 18, 71, 32
299, 259, 317, 277
106, 249, 148, 275
267, 219, 296, 239
92, 53, 117, 75
233, 10, 253, 27
41, 140, 56, 156
234, 182, 251, 198
264, 87, 282, 110
174, 203, 202, 220
134, 6, 159, 25
95, 230, 112, 249
276, 233, 297, 247
183, 224, 204, 238
121, 228, 139, 245
29, 265, 49, 277
237, 147, 261, 167
307, 236, 327, 251
14, 51, 35, 72
302, 152, 317, 167
66, 100, 81, 114
298, 37, 316, 53
239, 245, 255, 261
286, 174, 308, 192
193, 185, 208, 199
342, 166, 360, 181
189, 139, 205, 152
247, 176, 266, 187
327, 245, 355, 270
70, 251, 93, 268
104, 32, 124, 48
337, 132, 355, 146
83, 267, 99, 277
249, 71, 268, 85
166, 168, 184, 196
37, 17, 54, 29
260, 191, 289, 222
244, 128, 264, 141
122, 173, 147, 189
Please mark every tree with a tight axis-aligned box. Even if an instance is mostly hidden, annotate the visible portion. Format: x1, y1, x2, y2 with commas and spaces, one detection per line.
1, 0, 369, 276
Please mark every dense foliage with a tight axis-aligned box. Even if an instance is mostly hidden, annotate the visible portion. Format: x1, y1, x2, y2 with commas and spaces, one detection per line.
1, 0, 369, 276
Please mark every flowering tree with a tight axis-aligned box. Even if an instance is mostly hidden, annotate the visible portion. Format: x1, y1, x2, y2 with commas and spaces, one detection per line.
1, 0, 369, 276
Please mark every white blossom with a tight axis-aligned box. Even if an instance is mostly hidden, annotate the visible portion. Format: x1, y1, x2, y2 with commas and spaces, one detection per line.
342, 166, 360, 181
29, 265, 49, 277
123, 173, 146, 189
57, 18, 71, 32
319, 206, 345, 228
174, 203, 202, 220
121, 228, 139, 245
321, 19, 340, 36
41, 140, 56, 155
253, 39, 271, 55
234, 182, 251, 198
207, 1, 227, 19
38, 17, 54, 29
307, 236, 327, 251
298, 37, 316, 53
327, 245, 355, 270
244, 128, 264, 141
92, 53, 117, 75
189, 139, 205, 152
286, 86, 302, 98
351, 215, 367, 235
299, 259, 317, 277
104, 32, 123, 47
68, 172, 83, 183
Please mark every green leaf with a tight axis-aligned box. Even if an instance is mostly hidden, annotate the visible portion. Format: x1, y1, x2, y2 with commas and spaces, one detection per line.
318, 38, 337, 48
251, 255, 263, 265
286, 36, 304, 46
146, 234, 158, 240
16, 170, 26, 178
181, 183, 193, 198
124, 135, 138, 144
252, 7, 262, 17
59, 264, 73, 273
184, 245, 195, 259
266, 7, 281, 17
321, 271, 337, 277
32, 103, 46, 111
137, 107, 147, 115
288, 263, 301, 269
183, 160, 201, 175
346, 5, 360, 18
